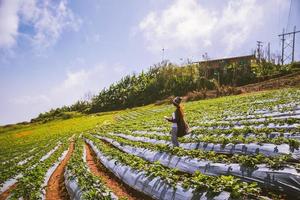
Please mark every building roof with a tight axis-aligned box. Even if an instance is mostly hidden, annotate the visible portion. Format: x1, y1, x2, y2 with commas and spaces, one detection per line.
193, 54, 256, 65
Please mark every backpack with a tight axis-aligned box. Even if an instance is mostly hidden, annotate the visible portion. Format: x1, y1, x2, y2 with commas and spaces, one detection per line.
177, 118, 190, 137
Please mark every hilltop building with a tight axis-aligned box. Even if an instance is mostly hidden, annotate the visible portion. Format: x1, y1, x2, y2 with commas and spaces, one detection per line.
192, 54, 257, 85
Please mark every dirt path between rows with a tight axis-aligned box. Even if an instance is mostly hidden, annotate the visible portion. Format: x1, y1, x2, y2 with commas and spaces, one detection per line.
45, 142, 74, 200
85, 143, 153, 200
0, 184, 16, 200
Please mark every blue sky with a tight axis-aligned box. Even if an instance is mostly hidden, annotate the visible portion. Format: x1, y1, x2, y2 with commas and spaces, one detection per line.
0, 0, 299, 125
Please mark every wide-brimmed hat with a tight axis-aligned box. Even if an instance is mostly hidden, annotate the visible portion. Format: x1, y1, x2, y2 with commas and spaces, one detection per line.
172, 96, 182, 106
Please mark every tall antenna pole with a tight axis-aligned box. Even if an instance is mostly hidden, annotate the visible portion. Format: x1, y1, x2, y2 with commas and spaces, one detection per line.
162, 47, 165, 62
292, 26, 296, 62
279, 27, 300, 64
267, 42, 271, 62
257, 41, 263, 61
281, 29, 285, 65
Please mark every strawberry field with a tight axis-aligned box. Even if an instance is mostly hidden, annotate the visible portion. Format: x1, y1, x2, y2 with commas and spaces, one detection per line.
1, 88, 300, 200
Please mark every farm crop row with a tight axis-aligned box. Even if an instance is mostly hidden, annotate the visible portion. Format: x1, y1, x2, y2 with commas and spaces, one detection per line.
84, 134, 266, 199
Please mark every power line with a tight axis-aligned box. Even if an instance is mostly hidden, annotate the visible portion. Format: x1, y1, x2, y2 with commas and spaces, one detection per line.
286, 0, 293, 31
267, 42, 271, 62
256, 41, 263, 61
278, 26, 300, 64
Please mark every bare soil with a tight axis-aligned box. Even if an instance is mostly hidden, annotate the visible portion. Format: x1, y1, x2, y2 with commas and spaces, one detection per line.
0, 184, 16, 200
14, 130, 33, 138
180, 72, 300, 103
238, 72, 300, 92
45, 142, 74, 200
85, 143, 153, 200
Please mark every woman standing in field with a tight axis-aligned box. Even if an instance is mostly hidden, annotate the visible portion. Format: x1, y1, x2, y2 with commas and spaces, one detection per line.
164, 97, 189, 147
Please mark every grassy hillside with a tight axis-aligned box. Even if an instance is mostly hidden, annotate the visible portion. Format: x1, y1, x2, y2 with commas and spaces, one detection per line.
1, 87, 300, 199
29, 62, 300, 123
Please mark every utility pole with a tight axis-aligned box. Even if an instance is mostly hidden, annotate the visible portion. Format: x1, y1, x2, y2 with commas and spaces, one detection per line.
267, 42, 271, 62
292, 26, 296, 62
279, 26, 300, 64
280, 29, 285, 65
202, 52, 209, 78
257, 41, 263, 61
162, 47, 165, 62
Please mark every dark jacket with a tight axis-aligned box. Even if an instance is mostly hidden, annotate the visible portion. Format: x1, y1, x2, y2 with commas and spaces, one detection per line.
167, 108, 188, 137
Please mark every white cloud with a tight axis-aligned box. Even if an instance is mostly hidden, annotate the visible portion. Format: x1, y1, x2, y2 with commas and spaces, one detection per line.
112, 63, 126, 74
139, 0, 218, 52
0, 0, 81, 49
218, 0, 263, 53
138, 0, 286, 56
85, 33, 101, 43
3, 62, 127, 124
52, 63, 125, 103
62, 69, 90, 89
12, 95, 50, 105
10, 62, 127, 116
0, 0, 19, 48
28, 0, 81, 48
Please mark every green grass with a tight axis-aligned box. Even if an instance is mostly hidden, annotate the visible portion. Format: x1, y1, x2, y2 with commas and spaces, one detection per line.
1, 87, 299, 163
1, 87, 299, 199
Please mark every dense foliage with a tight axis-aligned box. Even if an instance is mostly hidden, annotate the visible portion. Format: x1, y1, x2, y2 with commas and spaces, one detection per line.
89, 62, 215, 112
30, 61, 300, 123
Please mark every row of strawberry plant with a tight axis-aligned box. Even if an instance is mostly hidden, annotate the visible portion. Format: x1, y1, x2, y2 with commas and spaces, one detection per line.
93, 132, 293, 169
0, 137, 56, 163
134, 89, 300, 131
9, 138, 70, 199
104, 128, 300, 152
85, 133, 273, 199
97, 134, 300, 197
64, 136, 116, 200
222, 109, 300, 121
132, 128, 300, 141
128, 125, 300, 145
0, 138, 64, 188
102, 112, 300, 139
194, 116, 300, 128
106, 132, 300, 159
